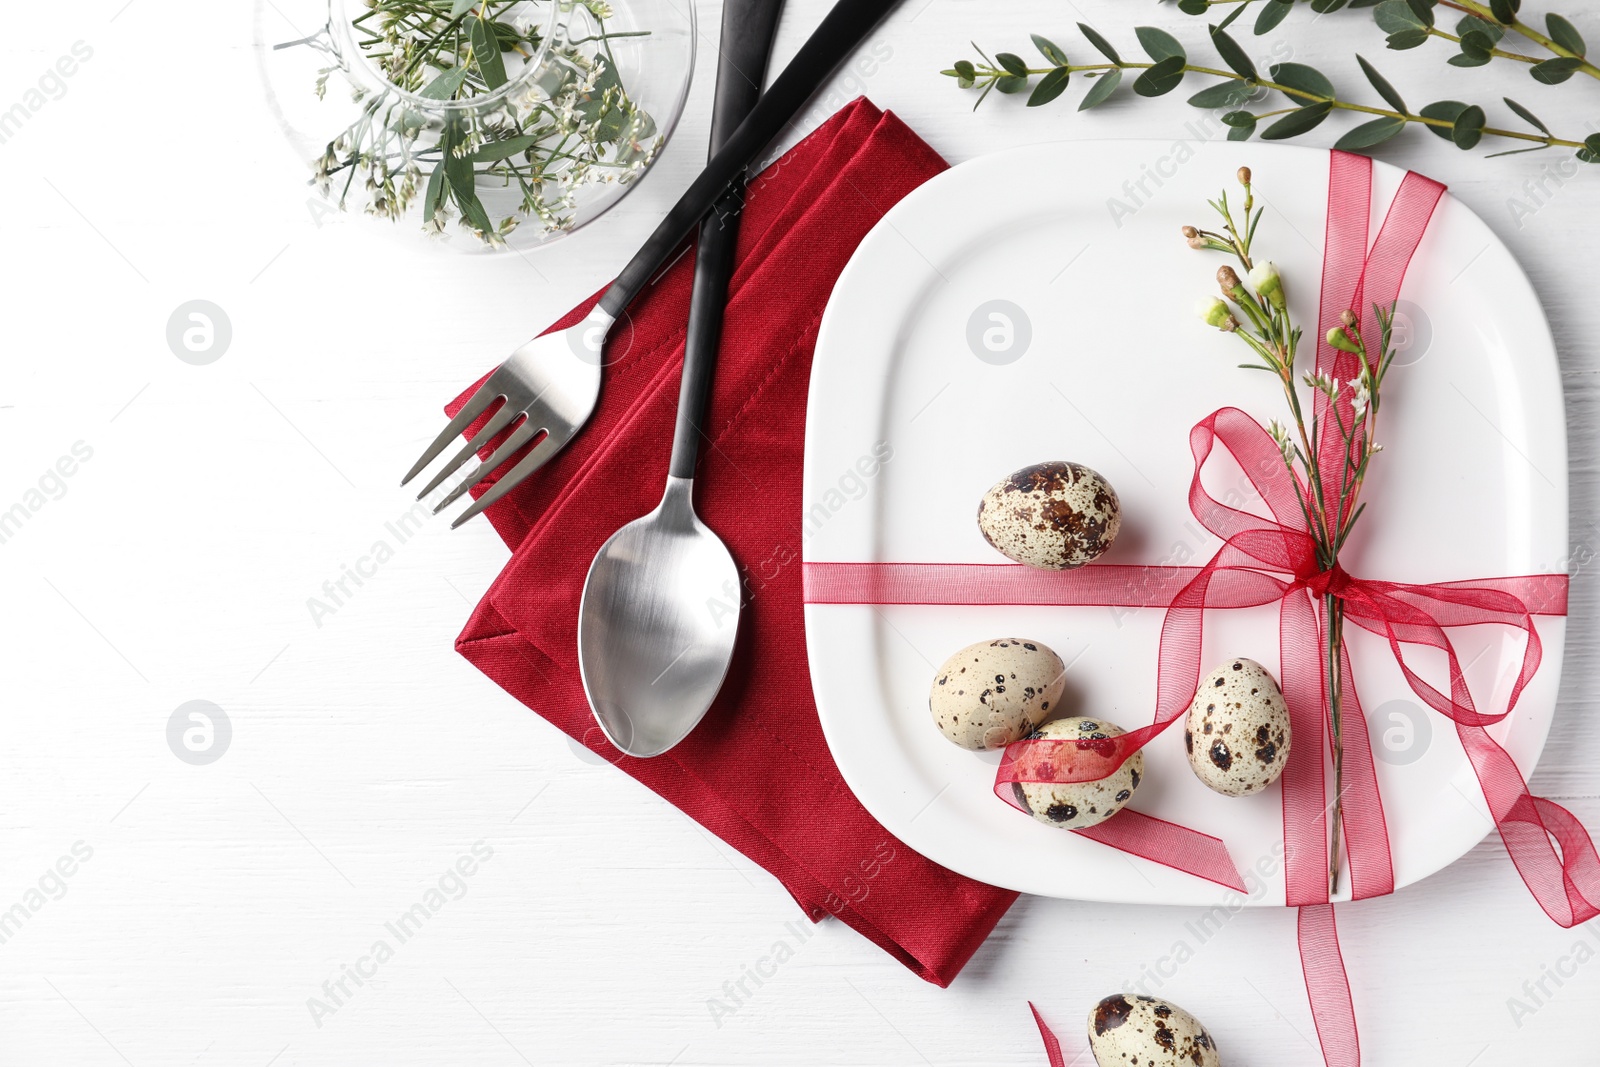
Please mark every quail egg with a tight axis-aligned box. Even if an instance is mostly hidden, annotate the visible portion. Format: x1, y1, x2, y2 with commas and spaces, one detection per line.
929, 638, 1065, 750
1013, 716, 1142, 829
977, 461, 1122, 570
1184, 657, 1291, 797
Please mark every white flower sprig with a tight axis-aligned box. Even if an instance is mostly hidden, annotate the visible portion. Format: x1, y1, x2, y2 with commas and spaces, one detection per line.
1187, 166, 1405, 896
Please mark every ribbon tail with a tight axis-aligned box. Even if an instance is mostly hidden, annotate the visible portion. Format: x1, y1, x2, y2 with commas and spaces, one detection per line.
1456, 720, 1600, 926
1298, 904, 1360, 1067
1075, 811, 1246, 893
1030, 1002, 1067, 1067
1281, 590, 1330, 906
1333, 644, 1395, 900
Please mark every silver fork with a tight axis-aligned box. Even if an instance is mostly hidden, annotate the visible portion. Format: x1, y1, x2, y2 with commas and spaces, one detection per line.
400, 0, 903, 527
400, 305, 614, 528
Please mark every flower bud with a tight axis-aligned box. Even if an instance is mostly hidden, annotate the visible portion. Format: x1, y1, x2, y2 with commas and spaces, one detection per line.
1326, 326, 1362, 354
1216, 265, 1245, 301
1198, 297, 1239, 331
1340, 309, 1357, 328
1237, 166, 1252, 186
1248, 261, 1285, 309
1187, 235, 1208, 249
1182, 225, 1199, 239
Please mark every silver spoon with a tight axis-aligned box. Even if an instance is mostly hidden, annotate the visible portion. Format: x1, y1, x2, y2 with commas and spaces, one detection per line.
576, 0, 783, 759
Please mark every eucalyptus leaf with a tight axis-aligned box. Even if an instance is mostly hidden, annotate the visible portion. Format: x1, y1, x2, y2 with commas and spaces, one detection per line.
1488, 0, 1519, 24
1077, 23, 1123, 65
995, 74, 1030, 94
1223, 110, 1258, 140
1547, 14, 1586, 57
469, 134, 542, 162
466, 16, 507, 89
1311, 0, 1349, 13
422, 159, 447, 221
1334, 114, 1407, 149
1256, 0, 1295, 35
1531, 57, 1582, 84
1260, 100, 1333, 139
1216, 1, 1250, 31
1079, 67, 1123, 110
1028, 67, 1071, 106
450, 0, 477, 15
1451, 104, 1486, 148
418, 65, 471, 101
1032, 33, 1070, 67
1188, 80, 1256, 108
1210, 24, 1258, 81
1449, 45, 1492, 67
1404, 0, 1436, 26
1356, 54, 1408, 113
997, 52, 1029, 77
1270, 61, 1336, 101
1134, 55, 1188, 96
1418, 99, 1469, 140
1179, 0, 1208, 14
1135, 26, 1186, 63
1457, 14, 1504, 44
1386, 29, 1430, 49
1373, 0, 1426, 32
1581, 134, 1600, 163
1502, 96, 1549, 134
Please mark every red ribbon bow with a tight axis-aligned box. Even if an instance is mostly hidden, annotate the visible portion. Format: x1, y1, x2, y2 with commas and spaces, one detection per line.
804, 152, 1598, 1066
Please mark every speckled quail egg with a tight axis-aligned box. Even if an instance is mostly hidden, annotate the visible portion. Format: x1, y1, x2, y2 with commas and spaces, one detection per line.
1012, 716, 1143, 829
1185, 657, 1291, 797
929, 639, 1065, 750
1087, 993, 1221, 1067
977, 461, 1122, 570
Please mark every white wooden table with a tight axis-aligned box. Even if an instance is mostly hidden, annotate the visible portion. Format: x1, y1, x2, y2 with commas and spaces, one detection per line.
3, 1, 1597, 1063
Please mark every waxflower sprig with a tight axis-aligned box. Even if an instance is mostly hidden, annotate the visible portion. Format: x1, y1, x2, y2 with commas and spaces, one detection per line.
1172, 0, 1600, 88
944, 25, 1600, 164
1191, 167, 1400, 894
309, 0, 658, 246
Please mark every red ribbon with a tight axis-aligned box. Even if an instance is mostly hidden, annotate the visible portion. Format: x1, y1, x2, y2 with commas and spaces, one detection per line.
803, 152, 1598, 1065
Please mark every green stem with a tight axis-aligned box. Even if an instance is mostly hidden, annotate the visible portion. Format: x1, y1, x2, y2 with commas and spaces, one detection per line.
1326, 595, 1346, 896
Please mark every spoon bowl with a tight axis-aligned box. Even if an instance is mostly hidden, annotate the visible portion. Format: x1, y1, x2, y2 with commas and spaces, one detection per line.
577, 478, 741, 757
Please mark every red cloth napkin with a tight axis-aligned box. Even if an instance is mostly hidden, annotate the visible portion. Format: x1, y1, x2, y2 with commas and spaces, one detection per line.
448, 98, 1017, 985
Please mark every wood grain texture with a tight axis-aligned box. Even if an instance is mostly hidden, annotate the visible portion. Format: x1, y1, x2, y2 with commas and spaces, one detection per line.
1, 1, 1597, 1064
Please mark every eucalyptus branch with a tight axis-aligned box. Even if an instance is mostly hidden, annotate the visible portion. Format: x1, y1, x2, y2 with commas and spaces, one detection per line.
944, 25, 1600, 164
1170, 0, 1600, 86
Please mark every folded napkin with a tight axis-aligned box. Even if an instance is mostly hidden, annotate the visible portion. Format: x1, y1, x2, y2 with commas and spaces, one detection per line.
448, 98, 1017, 985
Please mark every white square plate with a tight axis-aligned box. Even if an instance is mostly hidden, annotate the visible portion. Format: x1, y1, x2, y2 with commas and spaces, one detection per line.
801, 140, 1566, 906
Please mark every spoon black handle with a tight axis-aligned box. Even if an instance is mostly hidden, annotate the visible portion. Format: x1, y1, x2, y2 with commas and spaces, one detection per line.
667, 1, 785, 479
596, 0, 902, 322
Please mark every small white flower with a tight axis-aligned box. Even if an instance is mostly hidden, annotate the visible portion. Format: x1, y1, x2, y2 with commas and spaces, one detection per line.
1349, 377, 1371, 419
1302, 372, 1337, 397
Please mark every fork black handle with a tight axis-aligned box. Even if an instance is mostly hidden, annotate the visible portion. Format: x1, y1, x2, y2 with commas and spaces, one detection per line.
667, 0, 785, 479
596, 0, 902, 322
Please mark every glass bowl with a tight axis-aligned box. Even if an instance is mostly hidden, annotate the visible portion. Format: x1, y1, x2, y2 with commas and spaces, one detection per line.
254, 0, 694, 252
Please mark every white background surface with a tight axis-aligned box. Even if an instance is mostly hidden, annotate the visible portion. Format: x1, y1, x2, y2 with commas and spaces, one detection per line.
1, 1, 1598, 1064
